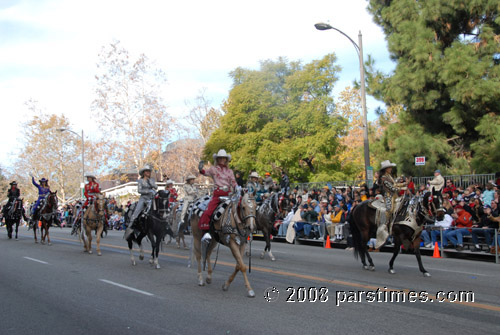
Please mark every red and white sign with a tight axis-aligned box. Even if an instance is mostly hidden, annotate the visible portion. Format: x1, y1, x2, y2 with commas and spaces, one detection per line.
415, 156, 426, 166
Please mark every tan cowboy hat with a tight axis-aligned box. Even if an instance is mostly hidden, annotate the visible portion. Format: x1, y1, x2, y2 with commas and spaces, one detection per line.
166, 179, 174, 185
379, 160, 396, 171
249, 171, 260, 178
212, 149, 231, 162
186, 175, 196, 181
85, 173, 96, 179
139, 165, 152, 177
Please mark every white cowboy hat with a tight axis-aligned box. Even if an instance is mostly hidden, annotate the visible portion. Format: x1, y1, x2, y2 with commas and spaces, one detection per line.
139, 165, 152, 176
249, 171, 260, 178
212, 149, 231, 162
166, 179, 174, 185
85, 173, 96, 179
186, 175, 196, 181
379, 160, 396, 171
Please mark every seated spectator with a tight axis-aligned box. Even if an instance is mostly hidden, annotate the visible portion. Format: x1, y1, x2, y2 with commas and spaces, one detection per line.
331, 204, 346, 241
445, 205, 474, 251
471, 205, 499, 253
294, 204, 320, 239
481, 182, 496, 207
420, 208, 453, 247
278, 209, 294, 237
443, 179, 457, 195
319, 202, 332, 240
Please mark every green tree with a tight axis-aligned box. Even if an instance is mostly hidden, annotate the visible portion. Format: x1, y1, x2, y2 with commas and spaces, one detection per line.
204, 55, 346, 182
367, 0, 500, 171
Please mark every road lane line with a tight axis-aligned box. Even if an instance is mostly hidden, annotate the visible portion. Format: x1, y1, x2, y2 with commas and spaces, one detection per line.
32, 234, 500, 313
23, 256, 49, 264
99, 279, 154, 297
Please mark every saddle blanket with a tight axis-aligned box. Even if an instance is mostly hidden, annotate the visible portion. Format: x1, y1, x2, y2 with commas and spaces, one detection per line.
193, 195, 231, 221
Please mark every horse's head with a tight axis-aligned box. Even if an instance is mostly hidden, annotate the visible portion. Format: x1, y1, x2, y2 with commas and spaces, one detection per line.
47, 191, 58, 209
155, 190, 170, 218
277, 193, 291, 218
94, 194, 106, 216
239, 190, 256, 232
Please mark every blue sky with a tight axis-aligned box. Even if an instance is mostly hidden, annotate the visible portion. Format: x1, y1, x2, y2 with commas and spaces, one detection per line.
0, 0, 395, 170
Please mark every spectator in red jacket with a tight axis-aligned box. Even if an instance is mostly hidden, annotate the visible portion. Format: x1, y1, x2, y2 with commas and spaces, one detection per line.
443, 179, 457, 196
444, 206, 474, 251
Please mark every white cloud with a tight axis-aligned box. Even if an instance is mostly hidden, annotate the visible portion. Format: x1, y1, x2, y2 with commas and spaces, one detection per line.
0, 0, 394, 169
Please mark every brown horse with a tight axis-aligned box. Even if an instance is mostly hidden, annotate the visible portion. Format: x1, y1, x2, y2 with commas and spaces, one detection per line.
82, 194, 106, 255
349, 195, 431, 276
190, 191, 257, 297
34, 191, 58, 245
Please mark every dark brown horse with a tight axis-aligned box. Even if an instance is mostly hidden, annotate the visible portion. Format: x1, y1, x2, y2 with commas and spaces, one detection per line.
4, 198, 26, 240
349, 195, 431, 276
33, 191, 58, 245
254, 192, 290, 261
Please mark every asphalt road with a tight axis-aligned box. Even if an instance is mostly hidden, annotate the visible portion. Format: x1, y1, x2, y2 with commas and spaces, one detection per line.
1, 226, 499, 335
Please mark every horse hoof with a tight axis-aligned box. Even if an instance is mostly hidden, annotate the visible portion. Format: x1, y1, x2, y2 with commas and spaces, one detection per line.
48, 243, 52, 246
222, 283, 229, 291
260, 254, 265, 259
155, 264, 161, 269
247, 290, 255, 298
184, 246, 189, 250
149, 258, 154, 264
15, 238, 19, 241
388, 269, 396, 274
423, 272, 431, 277
132, 261, 136, 266
199, 280, 205, 286
139, 255, 144, 261
363, 265, 369, 270
369, 266, 375, 271
206, 277, 212, 284
88, 250, 93, 254
40, 241, 45, 245
271, 257, 276, 261
97, 252, 102, 256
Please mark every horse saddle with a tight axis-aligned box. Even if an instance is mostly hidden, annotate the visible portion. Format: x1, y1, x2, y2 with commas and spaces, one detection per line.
368, 198, 386, 212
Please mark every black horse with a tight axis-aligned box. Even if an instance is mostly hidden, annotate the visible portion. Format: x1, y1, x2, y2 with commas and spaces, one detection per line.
254, 192, 290, 261
423, 188, 442, 218
124, 190, 172, 268
349, 195, 431, 276
4, 198, 27, 240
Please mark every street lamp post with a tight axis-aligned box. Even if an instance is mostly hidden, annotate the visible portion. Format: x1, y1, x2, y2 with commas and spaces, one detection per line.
57, 128, 85, 198
315, 22, 371, 182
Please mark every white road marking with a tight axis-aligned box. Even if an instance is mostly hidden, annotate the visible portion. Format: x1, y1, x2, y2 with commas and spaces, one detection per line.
400, 264, 487, 276
23, 257, 49, 264
99, 279, 154, 296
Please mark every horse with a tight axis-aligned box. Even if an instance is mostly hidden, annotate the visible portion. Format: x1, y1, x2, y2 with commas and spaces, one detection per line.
81, 194, 106, 255
349, 194, 431, 277
254, 192, 290, 261
423, 188, 442, 218
124, 190, 171, 268
190, 191, 257, 297
4, 198, 26, 240
33, 191, 58, 245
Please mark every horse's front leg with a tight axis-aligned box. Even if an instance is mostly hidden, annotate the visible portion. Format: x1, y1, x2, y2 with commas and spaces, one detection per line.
388, 239, 401, 274
86, 225, 92, 254
128, 238, 136, 266
413, 241, 431, 277
15, 222, 19, 240
96, 223, 103, 256
33, 223, 38, 243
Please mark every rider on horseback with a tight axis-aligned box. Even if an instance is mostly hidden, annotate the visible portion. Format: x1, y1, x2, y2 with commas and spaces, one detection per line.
179, 175, 197, 229
2, 181, 20, 218
165, 180, 178, 203
72, 174, 101, 235
246, 172, 263, 201
125, 165, 158, 239
198, 149, 237, 242
376, 160, 406, 248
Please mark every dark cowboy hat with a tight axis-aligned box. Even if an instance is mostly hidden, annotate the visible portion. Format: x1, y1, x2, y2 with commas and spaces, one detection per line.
39, 178, 48, 183
9, 181, 17, 186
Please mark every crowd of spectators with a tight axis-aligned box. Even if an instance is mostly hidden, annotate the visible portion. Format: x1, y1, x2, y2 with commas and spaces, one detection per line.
276, 175, 500, 254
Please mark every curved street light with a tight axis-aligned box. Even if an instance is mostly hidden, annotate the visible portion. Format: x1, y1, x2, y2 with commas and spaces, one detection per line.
57, 128, 85, 197
315, 22, 371, 183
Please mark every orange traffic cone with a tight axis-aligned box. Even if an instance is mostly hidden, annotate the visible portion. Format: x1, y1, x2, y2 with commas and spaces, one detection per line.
432, 242, 441, 258
325, 236, 331, 249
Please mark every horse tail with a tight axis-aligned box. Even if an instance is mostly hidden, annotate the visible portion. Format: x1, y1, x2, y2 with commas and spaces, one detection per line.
349, 208, 363, 260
